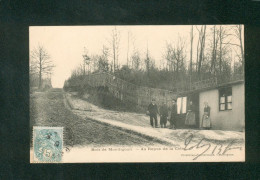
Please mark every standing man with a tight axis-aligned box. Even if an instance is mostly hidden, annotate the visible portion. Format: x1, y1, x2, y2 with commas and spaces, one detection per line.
147, 98, 159, 128
169, 99, 177, 129
159, 101, 168, 128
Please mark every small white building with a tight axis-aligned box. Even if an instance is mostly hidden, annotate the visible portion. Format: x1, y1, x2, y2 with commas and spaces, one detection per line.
177, 80, 245, 131
199, 81, 244, 131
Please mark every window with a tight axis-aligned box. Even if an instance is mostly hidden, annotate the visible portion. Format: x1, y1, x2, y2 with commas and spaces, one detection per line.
219, 87, 232, 111
177, 96, 187, 114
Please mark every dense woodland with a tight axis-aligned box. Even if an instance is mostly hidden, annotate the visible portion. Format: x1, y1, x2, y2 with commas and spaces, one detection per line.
67, 25, 244, 91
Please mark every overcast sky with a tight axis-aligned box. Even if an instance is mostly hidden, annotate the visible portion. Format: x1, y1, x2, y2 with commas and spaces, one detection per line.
29, 25, 243, 88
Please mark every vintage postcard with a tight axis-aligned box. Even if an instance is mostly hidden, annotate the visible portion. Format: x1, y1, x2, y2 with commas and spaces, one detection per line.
30, 25, 245, 163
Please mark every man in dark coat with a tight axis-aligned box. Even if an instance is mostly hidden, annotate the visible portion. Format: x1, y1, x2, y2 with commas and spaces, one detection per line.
159, 101, 168, 128
147, 98, 159, 128
169, 99, 177, 129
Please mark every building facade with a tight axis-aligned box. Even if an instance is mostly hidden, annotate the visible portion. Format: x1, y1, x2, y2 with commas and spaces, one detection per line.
176, 81, 245, 131
199, 82, 245, 131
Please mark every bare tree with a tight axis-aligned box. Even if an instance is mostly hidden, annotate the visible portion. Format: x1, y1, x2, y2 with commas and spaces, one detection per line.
97, 45, 110, 72
232, 25, 244, 72
130, 32, 137, 69
145, 43, 151, 75
209, 25, 235, 75
218, 25, 231, 74
219, 26, 223, 73
189, 25, 193, 75
163, 42, 174, 71
82, 47, 91, 75
90, 54, 99, 72
102, 45, 110, 63
163, 37, 186, 75
196, 25, 207, 79
144, 43, 156, 79
131, 49, 141, 70
110, 27, 120, 72
210, 25, 216, 75
126, 31, 130, 67
126, 31, 136, 68
172, 37, 186, 77
30, 45, 55, 89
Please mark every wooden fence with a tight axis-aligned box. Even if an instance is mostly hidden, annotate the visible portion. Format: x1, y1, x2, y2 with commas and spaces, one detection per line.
64, 72, 178, 107
64, 72, 244, 107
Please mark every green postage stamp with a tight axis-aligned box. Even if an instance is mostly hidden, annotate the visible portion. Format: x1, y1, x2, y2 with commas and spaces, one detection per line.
33, 127, 63, 163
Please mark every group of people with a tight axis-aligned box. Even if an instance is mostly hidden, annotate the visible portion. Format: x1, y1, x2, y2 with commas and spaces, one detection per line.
147, 99, 212, 130
147, 99, 177, 129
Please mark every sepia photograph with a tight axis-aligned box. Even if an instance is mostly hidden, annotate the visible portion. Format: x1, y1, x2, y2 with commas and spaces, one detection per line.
29, 25, 245, 163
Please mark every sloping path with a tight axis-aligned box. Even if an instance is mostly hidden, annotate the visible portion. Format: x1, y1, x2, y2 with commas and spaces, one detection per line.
65, 92, 245, 146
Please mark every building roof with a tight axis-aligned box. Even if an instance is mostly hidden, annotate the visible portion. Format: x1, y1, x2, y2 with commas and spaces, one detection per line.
179, 76, 244, 95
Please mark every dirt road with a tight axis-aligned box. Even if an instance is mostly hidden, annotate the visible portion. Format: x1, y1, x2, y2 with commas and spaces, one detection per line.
30, 88, 162, 147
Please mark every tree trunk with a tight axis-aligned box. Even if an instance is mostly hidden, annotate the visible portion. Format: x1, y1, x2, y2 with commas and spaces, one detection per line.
239, 25, 244, 72
196, 35, 200, 72
113, 42, 116, 73
211, 25, 216, 75
198, 25, 206, 79
39, 66, 42, 89
38, 51, 42, 89
127, 32, 129, 67
190, 25, 193, 76
219, 25, 222, 74
176, 53, 179, 79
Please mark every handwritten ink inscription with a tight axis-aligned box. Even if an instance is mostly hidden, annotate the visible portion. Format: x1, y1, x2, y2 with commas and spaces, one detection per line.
182, 134, 243, 160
